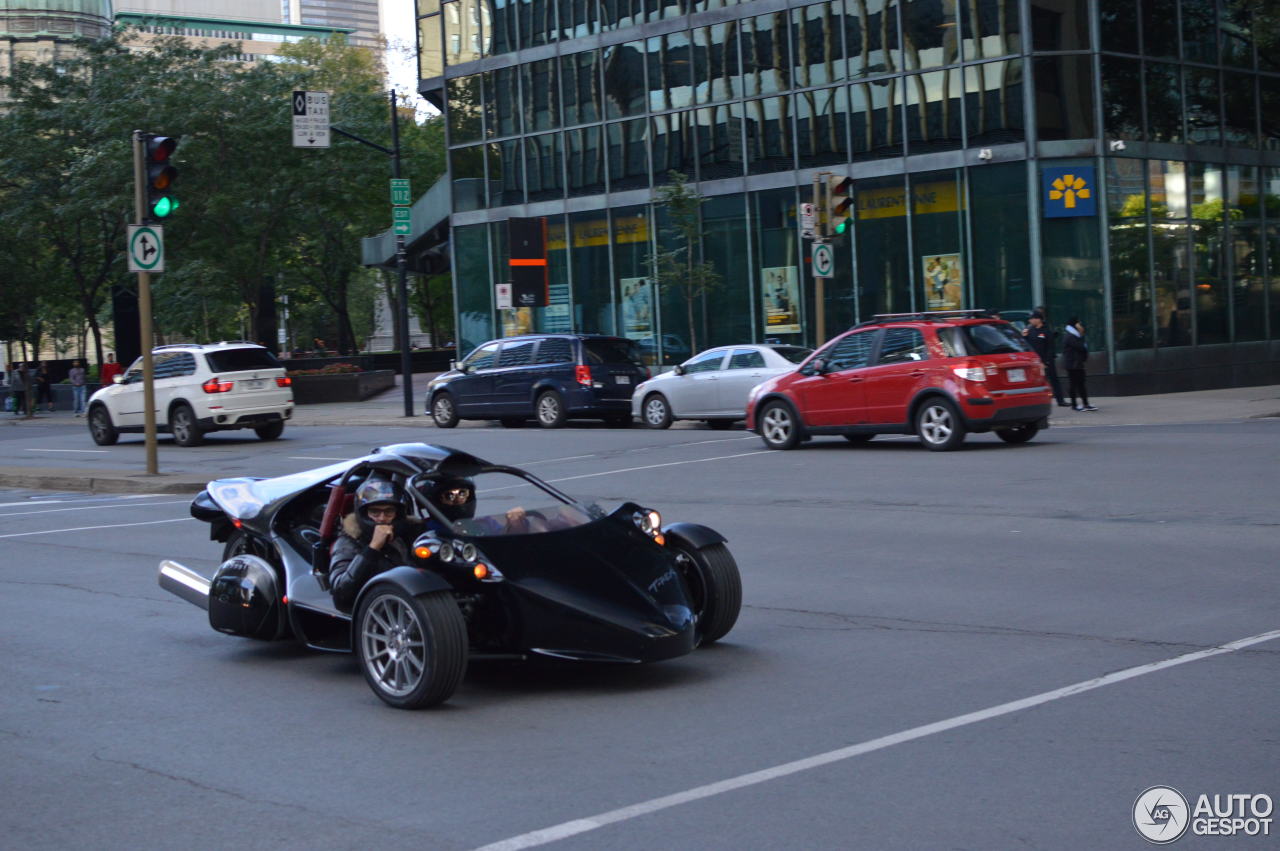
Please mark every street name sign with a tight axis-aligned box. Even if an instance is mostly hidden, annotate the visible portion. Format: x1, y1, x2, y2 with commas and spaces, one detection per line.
292, 90, 331, 148
393, 207, 412, 235
391, 178, 412, 206
128, 225, 164, 273
812, 242, 834, 279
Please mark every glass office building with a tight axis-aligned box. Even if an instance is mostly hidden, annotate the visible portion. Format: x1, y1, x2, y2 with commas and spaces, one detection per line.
417, 0, 1280, 391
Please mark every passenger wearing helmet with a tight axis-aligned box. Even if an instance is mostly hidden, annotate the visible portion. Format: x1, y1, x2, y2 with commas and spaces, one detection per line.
328, 476, 413, 610
424, 477, 477, 528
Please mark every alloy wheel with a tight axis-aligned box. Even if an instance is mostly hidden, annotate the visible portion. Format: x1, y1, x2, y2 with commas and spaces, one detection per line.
761, 406, 793, 445
361, 595, 427, 698
919, 404, 953, 445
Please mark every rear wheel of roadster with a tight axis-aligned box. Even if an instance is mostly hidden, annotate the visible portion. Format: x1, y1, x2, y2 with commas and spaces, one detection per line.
356, 588, 467, 709
672, 543, 742, 646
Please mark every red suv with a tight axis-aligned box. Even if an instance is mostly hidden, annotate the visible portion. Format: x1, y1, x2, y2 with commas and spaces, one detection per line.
745, 311, 1052, 451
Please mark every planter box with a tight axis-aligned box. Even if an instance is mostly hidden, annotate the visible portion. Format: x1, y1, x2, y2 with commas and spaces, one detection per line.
289, 370, 395, 404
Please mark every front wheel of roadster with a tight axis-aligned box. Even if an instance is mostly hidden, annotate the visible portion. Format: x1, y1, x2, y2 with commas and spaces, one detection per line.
356, 588, 467, 709
672, 542, 742, 646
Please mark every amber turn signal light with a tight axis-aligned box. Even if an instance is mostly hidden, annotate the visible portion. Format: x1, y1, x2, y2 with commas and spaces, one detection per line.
414, 545, 433, 559
474, 564, 489, 579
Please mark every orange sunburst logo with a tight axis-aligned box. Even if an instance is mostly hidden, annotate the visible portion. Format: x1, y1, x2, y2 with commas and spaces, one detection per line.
1049, 173, 1091, 209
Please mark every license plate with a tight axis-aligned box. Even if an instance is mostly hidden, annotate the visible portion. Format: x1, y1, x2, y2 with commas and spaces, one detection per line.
1007, 368, 1026, 383
245, 379, 265, 389
615, 375, 631, 385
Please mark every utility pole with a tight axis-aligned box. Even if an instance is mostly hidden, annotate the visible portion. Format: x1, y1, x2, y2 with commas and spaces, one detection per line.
131, 130, 159, 475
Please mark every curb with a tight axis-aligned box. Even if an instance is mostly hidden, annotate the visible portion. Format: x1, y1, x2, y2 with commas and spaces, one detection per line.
0, 468, 208, 495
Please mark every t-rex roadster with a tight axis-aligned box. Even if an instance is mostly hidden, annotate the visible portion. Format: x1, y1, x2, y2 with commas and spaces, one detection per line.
158, 443, 742, 708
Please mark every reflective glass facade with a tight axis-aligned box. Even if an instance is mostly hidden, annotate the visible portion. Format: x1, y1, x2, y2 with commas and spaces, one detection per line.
421, 0, 1280, 388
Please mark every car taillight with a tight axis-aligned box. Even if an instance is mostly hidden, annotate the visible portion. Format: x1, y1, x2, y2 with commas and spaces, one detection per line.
951, 366, 986, 382
202, 377, 233, 393
276, 376, 291, 387
575, 365, 592, 386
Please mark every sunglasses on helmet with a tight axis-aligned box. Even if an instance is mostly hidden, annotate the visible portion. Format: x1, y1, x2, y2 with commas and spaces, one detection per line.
440, 487, 471, 505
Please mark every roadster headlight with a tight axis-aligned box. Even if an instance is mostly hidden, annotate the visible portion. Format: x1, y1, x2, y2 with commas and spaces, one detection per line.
437, 544, 455, 563
460, 542, 478, 563
633, 509, 663, 542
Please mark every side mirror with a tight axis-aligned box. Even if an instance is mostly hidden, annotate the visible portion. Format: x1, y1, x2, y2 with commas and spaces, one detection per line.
112, 375, 125, 385
672, 364, 686, 376
804, 358, 827, 376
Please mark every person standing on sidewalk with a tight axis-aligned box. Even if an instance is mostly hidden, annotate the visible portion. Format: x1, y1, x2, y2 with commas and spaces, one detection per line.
69, 360, 87, 417
8, 362, 26, 416
1022, 312, 1068, 407
100, 353, 123, 386
1063, 317, 1097, 412
34, 363, 54, 412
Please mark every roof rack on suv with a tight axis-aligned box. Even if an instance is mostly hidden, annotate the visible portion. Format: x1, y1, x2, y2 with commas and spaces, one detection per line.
213, 340, 261, 347
153, 343, 202, 350
853, 309, 996, 329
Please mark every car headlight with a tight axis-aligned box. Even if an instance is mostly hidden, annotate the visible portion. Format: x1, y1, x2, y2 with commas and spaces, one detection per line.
633, 508, 664, 544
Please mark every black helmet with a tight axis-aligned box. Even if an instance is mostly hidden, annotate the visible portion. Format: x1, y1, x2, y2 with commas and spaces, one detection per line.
425, 477, 476, 522
355, 476, 405, 518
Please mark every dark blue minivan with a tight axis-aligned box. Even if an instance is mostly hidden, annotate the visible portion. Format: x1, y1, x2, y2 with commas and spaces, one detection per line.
426, 334, 650, 428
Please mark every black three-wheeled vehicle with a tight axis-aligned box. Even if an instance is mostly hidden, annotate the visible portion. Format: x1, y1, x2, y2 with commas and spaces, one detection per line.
159, 443, 742, 708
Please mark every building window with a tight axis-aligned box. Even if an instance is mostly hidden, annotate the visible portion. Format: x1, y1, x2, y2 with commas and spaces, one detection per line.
1034, 55, 1095, 141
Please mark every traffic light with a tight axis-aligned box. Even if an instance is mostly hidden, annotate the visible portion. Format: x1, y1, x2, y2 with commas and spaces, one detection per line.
827, 174, 853, 235
144, 135, 180, 222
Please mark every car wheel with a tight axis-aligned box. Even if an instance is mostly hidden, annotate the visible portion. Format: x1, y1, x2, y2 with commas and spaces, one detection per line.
843, 433, 875, 444
604, 415, 632, 428
758, 401, 800, 450
499, 417, 525, 428
431, 393, 459, 428
88, 406, 119, 446
356, 587, 468, 709
221, 528, 275, 562
254, 420, 284, 441
170, 403, 204, 447
672, 542, 742, 646
995, 422, 1040, 444
705, 419, 735, 430
915, 398, 966, 451
535, 391, 566, 428
642, 394, 672, 429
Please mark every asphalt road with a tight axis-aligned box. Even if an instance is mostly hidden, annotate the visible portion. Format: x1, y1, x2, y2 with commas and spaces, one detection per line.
2, 418, 1278, 849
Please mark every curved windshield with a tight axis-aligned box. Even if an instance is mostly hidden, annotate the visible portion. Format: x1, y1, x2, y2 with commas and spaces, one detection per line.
414, 469, 604, 537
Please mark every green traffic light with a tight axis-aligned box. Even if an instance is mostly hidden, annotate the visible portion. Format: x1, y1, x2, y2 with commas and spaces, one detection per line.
151, 197, 177, 218
835, 219, 848, 234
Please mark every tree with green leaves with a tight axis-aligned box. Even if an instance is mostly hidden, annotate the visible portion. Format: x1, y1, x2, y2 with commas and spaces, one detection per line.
648, 172, 722, 355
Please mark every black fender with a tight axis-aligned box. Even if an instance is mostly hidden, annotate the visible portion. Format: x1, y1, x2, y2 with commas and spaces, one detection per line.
662, 522, 727, 552
190, 489, 235, 542
352, 566, 454, 612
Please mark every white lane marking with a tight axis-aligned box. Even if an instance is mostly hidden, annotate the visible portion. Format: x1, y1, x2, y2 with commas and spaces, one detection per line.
0, 499, 189, 518
289, 456, 350, 461
0, 517, 194, 539
475, 627, 1280, 851
481, 450, 772, 494
23, 448, 109, 453
0, 494, 161, 509
680, 436, 756, 446
516, 454, 597, 466
0, 499, 65, 508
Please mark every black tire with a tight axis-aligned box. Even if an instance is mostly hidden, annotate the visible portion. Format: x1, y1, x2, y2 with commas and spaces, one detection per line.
88, 406, 119, 446
499, 417, 525, 428
641, 394, 672, 429
170, 403, 204, 447
222, 528, 275, 562
705, 419, 735, 430
535, 391, 567, 428
843, 433, 875, 444
757, 401, 801, 450
604, 415, 632, 428
915, 398, 966, 451
254, 420, 285, 441
673, 542, 742, 646
431, 393, 459, 428
996, 422, 1040, 444
356, 587, 468, 709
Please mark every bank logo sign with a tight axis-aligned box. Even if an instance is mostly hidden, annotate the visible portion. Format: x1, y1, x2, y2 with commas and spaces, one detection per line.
1133, 786, 1273, 843
1043, 166, 1096, 218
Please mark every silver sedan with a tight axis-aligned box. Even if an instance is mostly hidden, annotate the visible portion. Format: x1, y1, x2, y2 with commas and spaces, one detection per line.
631, 344, 812, 429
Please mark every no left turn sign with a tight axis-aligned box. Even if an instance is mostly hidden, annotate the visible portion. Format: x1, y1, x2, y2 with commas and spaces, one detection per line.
128, 225, 164, 273
812, 242, 834, 279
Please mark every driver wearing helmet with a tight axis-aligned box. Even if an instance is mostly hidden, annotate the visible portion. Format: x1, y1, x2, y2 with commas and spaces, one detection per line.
329, 476, 413, 610
423, 477, 536, 534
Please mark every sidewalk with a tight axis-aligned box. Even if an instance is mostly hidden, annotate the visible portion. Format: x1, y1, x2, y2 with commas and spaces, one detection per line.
3, 381, 1278, 495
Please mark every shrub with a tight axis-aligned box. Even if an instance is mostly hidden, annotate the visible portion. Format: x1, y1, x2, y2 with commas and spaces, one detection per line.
287, 362, 363, 377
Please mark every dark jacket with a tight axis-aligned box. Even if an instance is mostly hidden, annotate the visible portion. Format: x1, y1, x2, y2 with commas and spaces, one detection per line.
328, 513, 411, 611
1062, 327, 1089, 370
1023, 325, 1055, 364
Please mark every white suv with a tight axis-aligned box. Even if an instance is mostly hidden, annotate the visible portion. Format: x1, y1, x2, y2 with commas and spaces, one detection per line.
87, 342, 294, 447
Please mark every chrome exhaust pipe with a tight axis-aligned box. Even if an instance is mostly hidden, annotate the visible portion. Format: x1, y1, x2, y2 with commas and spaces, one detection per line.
159, 560, 210, 610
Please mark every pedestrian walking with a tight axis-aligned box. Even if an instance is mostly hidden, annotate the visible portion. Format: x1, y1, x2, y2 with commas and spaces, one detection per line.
34, 362, 54, 412
100, 353, 123, 386
1022, 311, 1068, 407
8, 362, 27, 416
69, 359, 87, 416
1063, 317, 1097, 412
